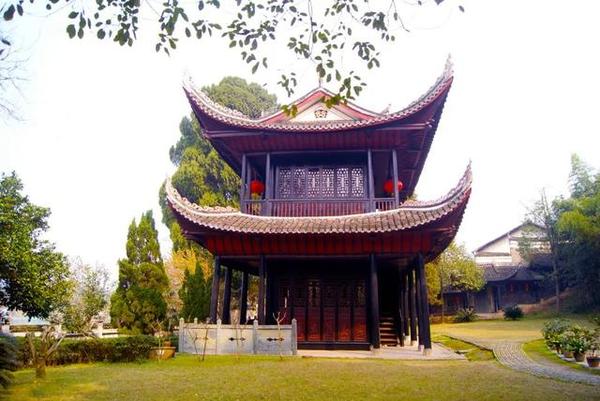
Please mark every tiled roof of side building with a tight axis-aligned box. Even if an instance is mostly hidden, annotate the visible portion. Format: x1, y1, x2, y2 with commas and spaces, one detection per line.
481, 264, 544, 282
165, 162, 472, 236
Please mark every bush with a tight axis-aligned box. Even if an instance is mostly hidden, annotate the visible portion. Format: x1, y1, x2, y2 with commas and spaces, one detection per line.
0, 334, 19, 389
559, 326, 594, 354
18, 335, 159, 367
541, 318, 571, 351
503, 305, 524, 320
453, 308, 478, 323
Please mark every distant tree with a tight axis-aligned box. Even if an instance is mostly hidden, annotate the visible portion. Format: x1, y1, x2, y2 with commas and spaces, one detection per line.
426, 242, 483, 321
203, 76, 277, 118
522, 154, 600, 311
0, 171, 71, 318
524, 190, 562, 313
110, 211, 169, 334
158, 77, 277, 320
62, 259, 111, 334
159, 77, 277, 231
179, 262, 210, 322
556, 156, 600, 307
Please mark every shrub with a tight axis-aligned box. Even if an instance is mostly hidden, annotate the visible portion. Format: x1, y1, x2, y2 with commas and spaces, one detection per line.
503, 305, 524, 320
0, 334, 19, 389
453, 308, 478, 323
541, 318, 571, 351
18, 335, 159, 367
559, 326, 594, 354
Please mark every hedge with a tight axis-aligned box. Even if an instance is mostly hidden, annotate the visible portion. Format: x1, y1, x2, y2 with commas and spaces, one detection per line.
18, 335, 161, 367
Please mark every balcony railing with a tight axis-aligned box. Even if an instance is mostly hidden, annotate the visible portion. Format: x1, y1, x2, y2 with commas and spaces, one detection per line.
241, 198, 397, 217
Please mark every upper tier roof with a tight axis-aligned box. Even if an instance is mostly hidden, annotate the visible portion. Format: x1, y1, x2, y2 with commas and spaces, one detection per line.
184, 58, 454, 198
185, 57, 453, 133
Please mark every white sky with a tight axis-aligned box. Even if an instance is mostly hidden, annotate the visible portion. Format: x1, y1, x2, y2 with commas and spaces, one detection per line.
1, 0, 599, 278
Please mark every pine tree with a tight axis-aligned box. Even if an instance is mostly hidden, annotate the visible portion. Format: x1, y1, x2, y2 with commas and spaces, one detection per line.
178, 262, 210, 321
110, 211, 169, 334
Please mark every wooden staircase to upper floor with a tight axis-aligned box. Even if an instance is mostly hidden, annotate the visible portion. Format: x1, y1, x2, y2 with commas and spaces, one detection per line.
379, 314, 399, 347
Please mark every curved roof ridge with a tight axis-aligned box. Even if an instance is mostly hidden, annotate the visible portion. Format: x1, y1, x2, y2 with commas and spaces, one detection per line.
401, 161, 471, 209
183, 76, 254, 121
183, 56, 454, 131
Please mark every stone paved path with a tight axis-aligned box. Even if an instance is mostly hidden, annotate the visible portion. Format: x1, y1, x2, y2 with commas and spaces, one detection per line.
447, 335, 600, 386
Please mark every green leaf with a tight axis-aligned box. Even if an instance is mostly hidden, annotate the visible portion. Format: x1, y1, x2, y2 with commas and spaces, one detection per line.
3, 5, 15, 21
97, 29, 105, 39
251, 62, 259, 74
68, 11, 78, 19
66, 24, 76, 39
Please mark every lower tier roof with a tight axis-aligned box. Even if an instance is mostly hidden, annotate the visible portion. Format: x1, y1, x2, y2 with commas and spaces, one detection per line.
166, 164, 472, 261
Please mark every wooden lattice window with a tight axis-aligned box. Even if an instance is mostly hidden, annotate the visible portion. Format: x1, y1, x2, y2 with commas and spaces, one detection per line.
293, 169, 306, 198
278, 168, 292, 198
307, 168, 320, 198
351, 167, 365, 197
276, 165, 365, 199
322, 168, 335, 197
336, 167, 349, 197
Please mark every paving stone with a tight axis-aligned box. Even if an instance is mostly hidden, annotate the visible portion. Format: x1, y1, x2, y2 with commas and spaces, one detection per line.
448, 335, 600, 386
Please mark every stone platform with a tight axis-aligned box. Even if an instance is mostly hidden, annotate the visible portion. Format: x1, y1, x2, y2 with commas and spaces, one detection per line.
298, 342, 465, 360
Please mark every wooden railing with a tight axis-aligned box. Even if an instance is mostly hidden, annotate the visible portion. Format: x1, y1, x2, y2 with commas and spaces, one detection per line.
242, 198, 398, 217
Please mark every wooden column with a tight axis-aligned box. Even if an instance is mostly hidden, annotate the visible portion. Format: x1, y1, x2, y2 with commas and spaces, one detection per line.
367, 149, 375, 212
416, 253, 432, 354
258, 256, 266, 324
415, 262, 423, 348
240, 154, 247, 208
369, 254, 380, 349
392, 149, 399, 206
397, 270, 405, 347
240, 271, 249, 324
402, 272, 409, 341
209, 256, 221, 323
222, 266, 232, 324
408, 267, 418, 345
264, 152, 271, 216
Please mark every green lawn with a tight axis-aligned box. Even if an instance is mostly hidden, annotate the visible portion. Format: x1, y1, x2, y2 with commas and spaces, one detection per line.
432, 334, 494, 361
523, 339, 600, 377
7, 354, 600, 401
431, 315, 592, 343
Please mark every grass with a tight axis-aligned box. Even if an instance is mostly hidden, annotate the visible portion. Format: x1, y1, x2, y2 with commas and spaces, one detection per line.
523, 339, 600, 377
431, 314, 592, 343
432, 334, 494, 361
6, 354, 600, 401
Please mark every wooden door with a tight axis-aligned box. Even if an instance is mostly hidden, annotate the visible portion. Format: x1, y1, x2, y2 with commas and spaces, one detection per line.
306, 279, 321, 341
353, 280, 368, 341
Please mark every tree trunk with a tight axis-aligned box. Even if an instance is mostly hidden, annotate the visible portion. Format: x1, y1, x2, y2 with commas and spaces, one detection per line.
35, 357, 46, 378
440, 275, 445, 324
553, 256, 560, 314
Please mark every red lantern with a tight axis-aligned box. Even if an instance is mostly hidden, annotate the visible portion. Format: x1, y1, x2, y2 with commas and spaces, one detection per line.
384, 179, 404, 194
250, 179, 265, 195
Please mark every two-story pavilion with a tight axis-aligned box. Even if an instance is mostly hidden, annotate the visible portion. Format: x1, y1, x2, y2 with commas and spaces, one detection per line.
166, 60, 472, 353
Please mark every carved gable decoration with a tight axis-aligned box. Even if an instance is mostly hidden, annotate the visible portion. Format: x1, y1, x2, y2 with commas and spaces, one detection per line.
291, 102, 354, 122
